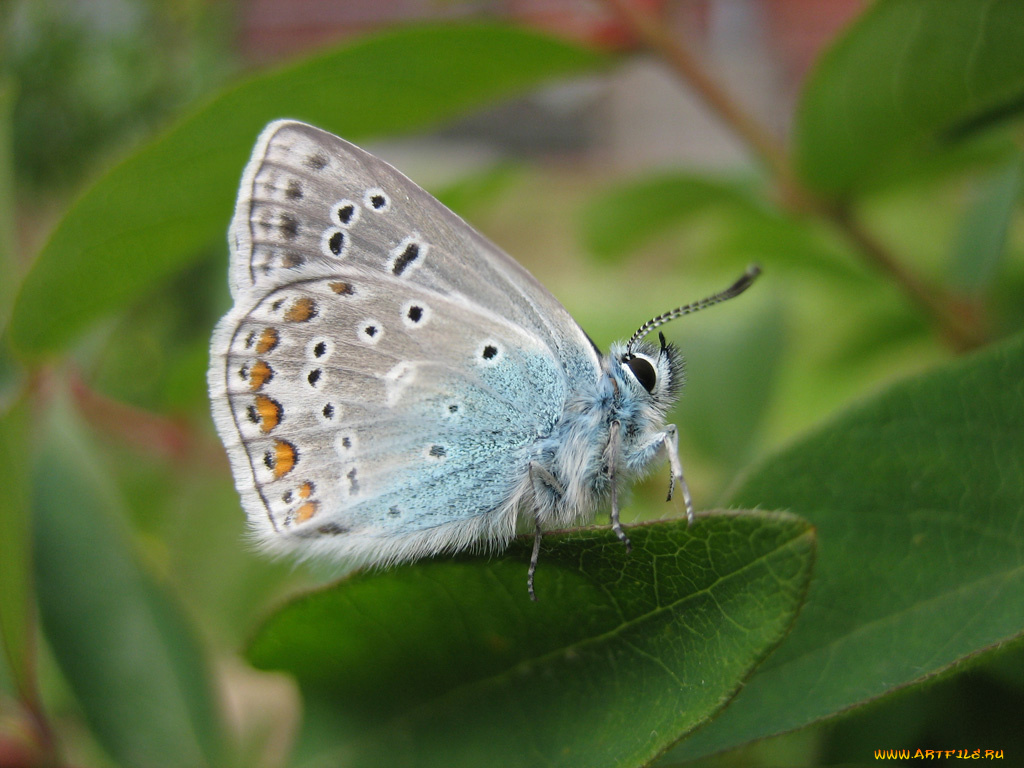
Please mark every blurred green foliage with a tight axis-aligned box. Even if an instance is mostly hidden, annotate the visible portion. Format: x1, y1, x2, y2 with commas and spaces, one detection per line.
2, 1, 1024, 767
2, 0, 237, 199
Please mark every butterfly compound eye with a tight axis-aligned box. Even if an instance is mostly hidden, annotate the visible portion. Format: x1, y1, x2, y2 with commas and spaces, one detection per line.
624, 355, 657, 393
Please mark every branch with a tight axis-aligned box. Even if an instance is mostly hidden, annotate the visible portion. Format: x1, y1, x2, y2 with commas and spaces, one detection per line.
602, 0, 987, 351
68, 371, 224, 467
828, 204, 987, 350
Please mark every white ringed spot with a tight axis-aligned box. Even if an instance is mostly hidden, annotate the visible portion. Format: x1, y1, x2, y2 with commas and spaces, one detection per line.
331, 199, 360, 228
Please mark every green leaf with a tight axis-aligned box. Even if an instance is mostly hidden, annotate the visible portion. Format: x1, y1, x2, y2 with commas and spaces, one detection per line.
33, 396, 225, 768
675, 298, 786, 470
817, 646, 1024, 765
248, 512, 815, 768
579, 174, 755, 263
796, 0, 1024, 197
9, 24, 608, 356
664, 331, 1024, 762
948, 153, 1022, 294
578, 173, 865, 282
0, 77, 16, 333
708, 208, 869, 284
434, 162, 526, 220
0, 397, 32, 699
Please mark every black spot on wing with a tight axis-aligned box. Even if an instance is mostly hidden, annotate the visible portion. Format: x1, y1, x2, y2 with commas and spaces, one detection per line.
306, 153, 328, 171
392, 242, 421, 276
279, 213, 300, 240
328, 230, 344, 255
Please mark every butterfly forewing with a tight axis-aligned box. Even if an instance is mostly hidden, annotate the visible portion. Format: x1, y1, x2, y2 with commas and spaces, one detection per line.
229, 122, 596, 369
210, 121, 598, 563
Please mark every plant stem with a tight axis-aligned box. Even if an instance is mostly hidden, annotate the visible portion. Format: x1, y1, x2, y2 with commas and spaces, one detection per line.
25, 695, 61, 766
602, 0, 987, 351
68, 371, 219, 466
828, 204, 986, 350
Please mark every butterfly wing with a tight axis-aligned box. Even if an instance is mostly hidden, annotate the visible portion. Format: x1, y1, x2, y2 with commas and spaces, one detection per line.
209, 121, 601, 565
227, 121, 598, 373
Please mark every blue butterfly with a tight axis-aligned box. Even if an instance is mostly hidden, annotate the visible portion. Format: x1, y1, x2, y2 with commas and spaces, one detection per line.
209, 121, 759, 599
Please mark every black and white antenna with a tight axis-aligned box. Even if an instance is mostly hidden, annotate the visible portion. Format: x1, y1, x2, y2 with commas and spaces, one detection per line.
626, 264, 762, 352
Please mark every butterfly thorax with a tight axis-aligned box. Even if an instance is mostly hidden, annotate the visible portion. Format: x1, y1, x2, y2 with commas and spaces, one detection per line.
523, 339, 683, 530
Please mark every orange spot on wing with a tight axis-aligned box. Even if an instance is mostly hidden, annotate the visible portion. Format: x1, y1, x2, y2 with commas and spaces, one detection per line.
298, 481, 314, 499
284, 297, 317, 322
294, 501, 318, 523
255, 395, 281, 433
273, 440, 297, 478
328, 281, 353, 295
256, 327, 279, 354
249, 360, 273, 390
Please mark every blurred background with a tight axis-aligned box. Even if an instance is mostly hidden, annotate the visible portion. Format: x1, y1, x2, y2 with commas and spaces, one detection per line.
2, 0, 921, 491
3, 1, 1023, 766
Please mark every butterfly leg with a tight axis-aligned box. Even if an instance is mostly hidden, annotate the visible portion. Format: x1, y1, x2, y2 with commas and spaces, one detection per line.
528, 520, 543, 603
527, 462, 564, 602
659, 425, 694, 524
605, 420, 632, 553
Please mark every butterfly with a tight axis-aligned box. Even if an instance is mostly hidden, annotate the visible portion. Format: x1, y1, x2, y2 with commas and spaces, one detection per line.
209, 120, 759, 599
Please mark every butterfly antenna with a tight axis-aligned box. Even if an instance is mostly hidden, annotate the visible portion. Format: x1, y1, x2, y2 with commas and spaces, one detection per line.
627, 264, 762, 351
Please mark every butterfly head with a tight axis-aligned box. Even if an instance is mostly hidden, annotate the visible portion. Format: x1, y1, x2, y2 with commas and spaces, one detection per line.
616, 332, 683, 409
613, 264, 762, 411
